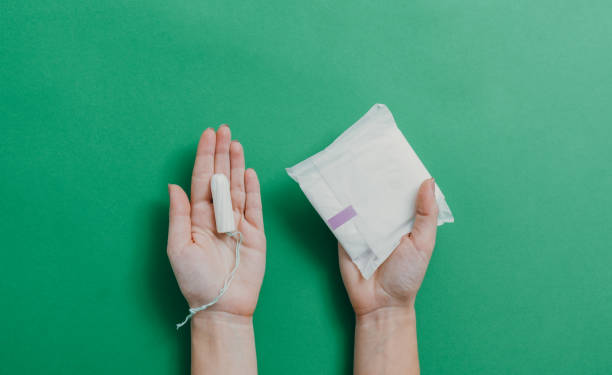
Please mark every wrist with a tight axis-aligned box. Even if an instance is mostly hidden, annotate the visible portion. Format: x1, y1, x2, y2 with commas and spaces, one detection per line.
356, 306, 416, 328
191, 311, 254, 340
354, 306, 419, 375
190, 311, 257, 374
191, 310, 253, 329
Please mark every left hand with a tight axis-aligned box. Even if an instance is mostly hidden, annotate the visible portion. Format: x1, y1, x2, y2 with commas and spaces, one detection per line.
167, 125, 266, 318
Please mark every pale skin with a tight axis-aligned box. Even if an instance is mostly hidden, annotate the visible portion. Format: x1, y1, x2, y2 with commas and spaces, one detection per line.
340, 178, 438, 375
167, 125, 438, 374
167, 125, 265, 375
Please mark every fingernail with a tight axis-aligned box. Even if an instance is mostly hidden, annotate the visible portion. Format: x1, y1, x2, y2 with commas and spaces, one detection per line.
430, 178, 435, 194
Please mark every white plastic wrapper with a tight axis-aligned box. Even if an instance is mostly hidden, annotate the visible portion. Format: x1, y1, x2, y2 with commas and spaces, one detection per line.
286, 104, 454, 279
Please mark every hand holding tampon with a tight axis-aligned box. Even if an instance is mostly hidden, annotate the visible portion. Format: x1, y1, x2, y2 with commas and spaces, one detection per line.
167, 125, 265, 375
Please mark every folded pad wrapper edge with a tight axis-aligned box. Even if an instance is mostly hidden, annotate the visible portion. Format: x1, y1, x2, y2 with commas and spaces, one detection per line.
287, 104, 454, 279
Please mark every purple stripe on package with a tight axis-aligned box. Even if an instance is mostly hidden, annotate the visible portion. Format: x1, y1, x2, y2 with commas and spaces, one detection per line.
327, 205, 357, 230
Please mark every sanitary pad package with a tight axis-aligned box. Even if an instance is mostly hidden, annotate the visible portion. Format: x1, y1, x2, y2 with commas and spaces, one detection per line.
286, 104, 454, 279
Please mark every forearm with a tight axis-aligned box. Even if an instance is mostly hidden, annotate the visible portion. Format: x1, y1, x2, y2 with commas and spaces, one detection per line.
191, 311, 258, 375
354, 307, 419, 375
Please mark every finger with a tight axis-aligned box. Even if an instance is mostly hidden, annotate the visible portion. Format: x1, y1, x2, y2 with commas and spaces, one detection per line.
338, 243, 361, 285
214, 124, 231, 179
191, 128, 216, 203
410, 178, 439, 253
230, 141, 246, 212
168, 184, 192, 251
244, 168, 264, 230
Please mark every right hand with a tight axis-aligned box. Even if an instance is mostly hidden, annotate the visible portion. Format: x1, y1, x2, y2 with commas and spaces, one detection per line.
338, 178, 439, 317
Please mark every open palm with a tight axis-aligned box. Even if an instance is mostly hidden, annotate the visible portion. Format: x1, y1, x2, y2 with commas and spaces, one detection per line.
339, 179, 438, 316
167, 125, 266, 318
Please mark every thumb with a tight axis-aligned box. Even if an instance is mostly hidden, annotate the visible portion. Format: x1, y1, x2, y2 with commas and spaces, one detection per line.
409, 178, 439, 253
167, 184, 192, 252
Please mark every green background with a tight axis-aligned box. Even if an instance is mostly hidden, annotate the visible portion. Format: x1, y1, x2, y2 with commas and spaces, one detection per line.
2, 0, 611, 373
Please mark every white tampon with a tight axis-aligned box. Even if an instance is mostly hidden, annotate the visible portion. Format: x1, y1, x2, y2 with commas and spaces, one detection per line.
210, 174, 236, 233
